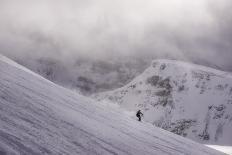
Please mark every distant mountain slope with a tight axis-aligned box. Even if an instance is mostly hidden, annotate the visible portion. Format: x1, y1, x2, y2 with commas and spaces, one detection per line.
0, 55, 224, 154
94, 60, 232, 145
14, 56, 148, 95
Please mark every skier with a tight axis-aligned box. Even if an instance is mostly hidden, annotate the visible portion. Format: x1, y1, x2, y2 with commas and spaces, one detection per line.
136, 110, 143, 121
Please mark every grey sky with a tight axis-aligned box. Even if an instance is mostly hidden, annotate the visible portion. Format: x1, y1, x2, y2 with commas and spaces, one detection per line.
0, 0, 232, 70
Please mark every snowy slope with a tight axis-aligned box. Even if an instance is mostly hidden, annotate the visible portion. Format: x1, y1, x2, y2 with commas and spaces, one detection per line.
207, 145, 232, 155
0, 55, 226, 155
94, 60, 232, 145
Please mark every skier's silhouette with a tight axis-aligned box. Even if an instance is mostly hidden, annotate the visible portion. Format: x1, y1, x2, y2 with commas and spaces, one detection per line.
136, 110, 143, 121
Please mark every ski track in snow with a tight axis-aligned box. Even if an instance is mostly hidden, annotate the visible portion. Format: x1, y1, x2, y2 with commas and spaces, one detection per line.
0, 54, 226, 155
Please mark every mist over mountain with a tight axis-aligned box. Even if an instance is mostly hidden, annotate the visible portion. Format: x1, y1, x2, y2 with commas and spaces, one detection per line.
1, 1, 232, 154
0, 0, 232, 94
14, 56, 149, 94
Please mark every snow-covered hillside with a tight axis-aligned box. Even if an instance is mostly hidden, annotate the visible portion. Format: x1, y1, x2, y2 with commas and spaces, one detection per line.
94, 60, 232, 145
1, 54, 227, 155
0, 55, 226, 155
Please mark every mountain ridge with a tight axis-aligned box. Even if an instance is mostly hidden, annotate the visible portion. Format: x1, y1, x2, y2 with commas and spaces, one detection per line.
0, 55, 225, 154
94, 59, 232, 145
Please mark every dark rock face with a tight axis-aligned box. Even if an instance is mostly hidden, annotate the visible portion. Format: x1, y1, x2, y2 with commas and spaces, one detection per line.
160, 64, 167, 70
147, 76, 173, 107
147, 76, 160, 86
199, 104, 231, 141
147, 76, 172, 90
169, 119, 197, 137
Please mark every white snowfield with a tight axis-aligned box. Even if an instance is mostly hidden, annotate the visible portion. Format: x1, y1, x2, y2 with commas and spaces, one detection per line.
0, 54, 225, 155
207, 145, 232, 155
94, 60, 232, 145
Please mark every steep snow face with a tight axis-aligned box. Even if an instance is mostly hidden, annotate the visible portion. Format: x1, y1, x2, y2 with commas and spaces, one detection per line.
0, 55, 224, 155
94, 60, 232, 145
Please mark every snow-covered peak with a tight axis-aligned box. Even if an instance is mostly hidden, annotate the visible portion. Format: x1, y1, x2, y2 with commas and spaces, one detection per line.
0, 55, 225, 154
150, 59, 232, 77
94, 59, 232, 145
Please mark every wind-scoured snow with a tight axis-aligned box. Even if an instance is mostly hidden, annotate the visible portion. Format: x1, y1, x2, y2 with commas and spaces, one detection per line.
94, 60, 232, 145
0, 54, 225, 155
207, 145, 232, 155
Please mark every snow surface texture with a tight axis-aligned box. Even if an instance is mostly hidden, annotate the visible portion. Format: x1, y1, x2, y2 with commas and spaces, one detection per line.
0, 55, 226, 155
207, 145, 232, 155
94, 60, 232, 145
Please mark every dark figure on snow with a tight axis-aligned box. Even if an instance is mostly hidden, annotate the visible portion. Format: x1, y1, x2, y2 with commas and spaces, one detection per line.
136, 110, 143, 121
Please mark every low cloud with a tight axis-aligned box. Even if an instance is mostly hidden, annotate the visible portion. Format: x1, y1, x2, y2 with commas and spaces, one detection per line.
0, 0, 232, 70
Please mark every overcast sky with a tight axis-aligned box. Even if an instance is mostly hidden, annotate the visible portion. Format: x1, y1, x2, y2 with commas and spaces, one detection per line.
0, 0, 231, 70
